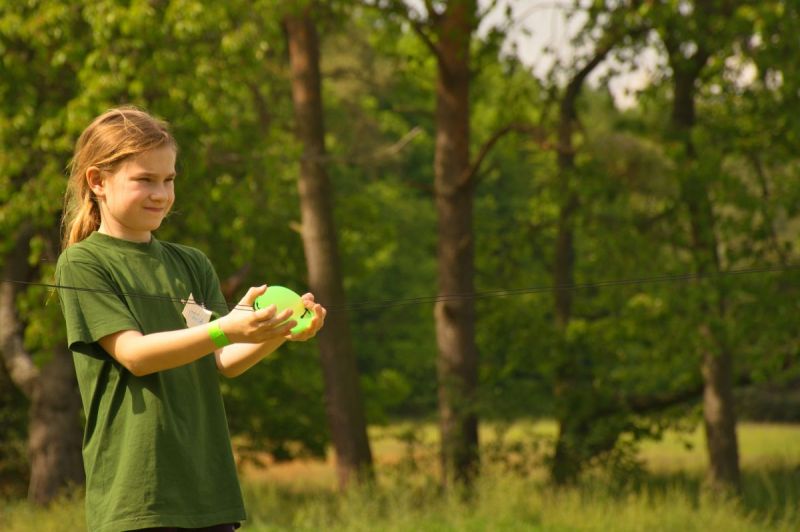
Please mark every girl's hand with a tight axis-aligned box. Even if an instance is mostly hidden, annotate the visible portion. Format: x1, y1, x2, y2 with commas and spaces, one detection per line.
286, 292, 327, 342
219, 285, 296, 344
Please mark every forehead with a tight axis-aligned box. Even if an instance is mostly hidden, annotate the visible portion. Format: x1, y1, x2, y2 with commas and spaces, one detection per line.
122, 146, 176, 175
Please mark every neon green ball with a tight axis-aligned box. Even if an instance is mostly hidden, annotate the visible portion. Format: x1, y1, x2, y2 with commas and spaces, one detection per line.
253, 286, 313, 335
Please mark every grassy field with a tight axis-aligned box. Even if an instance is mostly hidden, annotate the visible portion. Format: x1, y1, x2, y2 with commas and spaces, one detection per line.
2, 421, 798, 531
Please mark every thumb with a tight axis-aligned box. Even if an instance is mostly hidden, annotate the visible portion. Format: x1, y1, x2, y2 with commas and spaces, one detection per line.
239, 284, 268, 307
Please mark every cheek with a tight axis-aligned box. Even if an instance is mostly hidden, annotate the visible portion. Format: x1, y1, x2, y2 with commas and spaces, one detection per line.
165, 187, 176, 209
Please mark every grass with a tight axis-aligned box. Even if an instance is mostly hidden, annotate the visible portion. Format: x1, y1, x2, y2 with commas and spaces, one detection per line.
238, 472, 799, 531
1, 422, 799, 531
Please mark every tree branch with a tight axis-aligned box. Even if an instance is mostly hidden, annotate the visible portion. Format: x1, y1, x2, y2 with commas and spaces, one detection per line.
0, 228, 40, 399
423, 0, 442, 21
365, 0, 443, 62
439, 122, 554, 197
408, 13, 441, 63
617, 360, 797, 418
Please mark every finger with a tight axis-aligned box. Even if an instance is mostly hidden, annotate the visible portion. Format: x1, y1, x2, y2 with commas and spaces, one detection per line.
280, 320, 297, 332
253, 304, 277, 320
286, 331, 308, 341
272, 310, 294, 325
310, 310, 322, 329
256, 321, 295, 342
239, 284, 268, 306
313, 304, 326, 326
286, 322, 310, 340
302, 327, 318, 340
258, 312, 294, 332
264, 307, 292, 320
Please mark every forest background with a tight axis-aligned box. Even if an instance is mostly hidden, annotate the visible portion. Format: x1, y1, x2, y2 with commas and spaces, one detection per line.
1, 0, 800, 527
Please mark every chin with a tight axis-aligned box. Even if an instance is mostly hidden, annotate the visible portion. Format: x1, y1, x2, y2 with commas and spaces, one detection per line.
139, 220, 164, 232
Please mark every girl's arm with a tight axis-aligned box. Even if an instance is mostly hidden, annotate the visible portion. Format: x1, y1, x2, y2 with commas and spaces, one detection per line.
98, 286, 296, 377
214, 293, 326, 378
213, 337, 287, 378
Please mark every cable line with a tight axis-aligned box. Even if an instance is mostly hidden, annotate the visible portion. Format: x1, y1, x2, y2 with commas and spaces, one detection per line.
330, 263, 799, 311
2, 262, 798, 314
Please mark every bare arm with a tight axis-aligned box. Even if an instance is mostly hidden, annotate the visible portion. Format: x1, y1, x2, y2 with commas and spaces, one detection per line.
98, 286, 327, 378
98, 286, 294, 377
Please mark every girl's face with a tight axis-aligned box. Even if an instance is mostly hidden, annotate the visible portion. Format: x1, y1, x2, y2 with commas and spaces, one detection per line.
88, 146, 176, 243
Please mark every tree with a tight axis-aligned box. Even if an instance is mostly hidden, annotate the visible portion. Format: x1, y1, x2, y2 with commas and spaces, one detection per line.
652, 0, 747, 494
284, 2, 374, 488
0, 2, 87, 503
427, 0, 481, 488
0, 229, 84, 504
548, 3, 646, 483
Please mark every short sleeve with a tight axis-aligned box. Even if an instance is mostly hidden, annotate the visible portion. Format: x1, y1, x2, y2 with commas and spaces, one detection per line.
55, 254, 141, 351
200, 253, 230, 318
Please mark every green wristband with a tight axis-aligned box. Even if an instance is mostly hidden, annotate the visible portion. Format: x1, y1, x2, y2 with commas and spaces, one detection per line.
208, 321, 231, 348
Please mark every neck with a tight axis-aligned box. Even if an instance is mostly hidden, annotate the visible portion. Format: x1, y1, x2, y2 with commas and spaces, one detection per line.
98, 222, 152, 243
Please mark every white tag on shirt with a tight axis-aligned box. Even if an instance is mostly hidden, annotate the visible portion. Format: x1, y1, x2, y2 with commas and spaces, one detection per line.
182, 293, 213, 328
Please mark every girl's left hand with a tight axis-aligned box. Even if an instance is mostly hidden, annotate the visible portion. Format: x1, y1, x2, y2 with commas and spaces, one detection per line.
286, 293, 326, 341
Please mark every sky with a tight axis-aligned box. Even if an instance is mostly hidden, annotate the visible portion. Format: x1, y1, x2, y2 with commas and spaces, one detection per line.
477, 0, 661, 108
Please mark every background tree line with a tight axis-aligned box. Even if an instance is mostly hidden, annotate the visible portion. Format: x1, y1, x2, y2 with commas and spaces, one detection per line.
1, 0, 799, 504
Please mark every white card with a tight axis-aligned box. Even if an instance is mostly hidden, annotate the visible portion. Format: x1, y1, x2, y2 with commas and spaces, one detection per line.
182, 293, 213, 328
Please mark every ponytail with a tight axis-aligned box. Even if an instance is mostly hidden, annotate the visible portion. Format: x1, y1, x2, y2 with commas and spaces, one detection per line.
61, 106, 176, 249
63, 190, 101, 249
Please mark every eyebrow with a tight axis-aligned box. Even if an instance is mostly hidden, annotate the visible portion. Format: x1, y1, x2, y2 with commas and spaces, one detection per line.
131, 171, 177, 179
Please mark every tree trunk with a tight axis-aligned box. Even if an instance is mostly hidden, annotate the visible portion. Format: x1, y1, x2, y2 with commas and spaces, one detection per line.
27, 343, 84, 504
550, 193, 582, 485
670, 52, 741, 495
431, 0, 479, 488
700, 326, 740, 490
284, 8, 374, 489
549, 41, 616, 486
1, 229, 84, 504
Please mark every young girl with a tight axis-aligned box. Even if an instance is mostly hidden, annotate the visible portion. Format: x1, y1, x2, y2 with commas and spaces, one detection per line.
56, 106, 326, 532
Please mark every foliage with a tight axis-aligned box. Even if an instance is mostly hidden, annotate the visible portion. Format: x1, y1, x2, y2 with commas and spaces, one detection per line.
0, 368, 27, 498
2, 0, 800, 494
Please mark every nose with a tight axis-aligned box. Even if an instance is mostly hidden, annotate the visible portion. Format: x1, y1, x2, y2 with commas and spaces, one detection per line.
150, 183, 172, 203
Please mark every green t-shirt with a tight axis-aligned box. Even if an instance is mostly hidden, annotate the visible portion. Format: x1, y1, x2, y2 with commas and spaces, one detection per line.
55, 232, 245, 532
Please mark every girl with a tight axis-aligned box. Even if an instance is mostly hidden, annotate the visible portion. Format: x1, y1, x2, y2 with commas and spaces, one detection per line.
56, 106, 326, 532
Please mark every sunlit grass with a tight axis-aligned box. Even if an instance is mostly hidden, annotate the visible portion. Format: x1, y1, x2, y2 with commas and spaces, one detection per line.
638, 422, 800, 472
0, 490, 85, 532
2, 422, 799, 531
240, 472, 799, 532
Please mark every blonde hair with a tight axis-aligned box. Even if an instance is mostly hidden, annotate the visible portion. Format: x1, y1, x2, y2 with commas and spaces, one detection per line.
61, 106, 177, 249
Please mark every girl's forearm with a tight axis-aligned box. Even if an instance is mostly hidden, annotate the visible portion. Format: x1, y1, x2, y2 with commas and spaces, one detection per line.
214, 337, 287, 378
102, 324, 286, 378
101, 324, 220, 376
102, 299, 296, 376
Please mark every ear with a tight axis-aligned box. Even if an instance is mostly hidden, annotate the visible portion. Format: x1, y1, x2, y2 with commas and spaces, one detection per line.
86, 166, 105, 198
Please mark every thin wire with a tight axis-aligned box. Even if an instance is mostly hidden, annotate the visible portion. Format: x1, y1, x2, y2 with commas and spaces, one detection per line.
2, 263, 798, 314
330, 263, 800, 311
7, 279, 236, 315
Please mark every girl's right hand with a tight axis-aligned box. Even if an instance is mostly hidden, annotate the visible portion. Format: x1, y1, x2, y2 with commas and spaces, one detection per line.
218, 285, 296, 344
